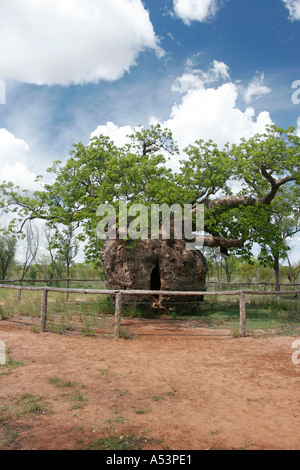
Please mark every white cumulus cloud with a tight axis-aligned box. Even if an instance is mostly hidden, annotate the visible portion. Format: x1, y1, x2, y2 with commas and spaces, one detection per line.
90, 122, 133, 147
164, 83, 272, 152
243, 73, 271, 104
0, 129, 29, 164
173, 0, 220, 24
91, 62, 273, 170
172, 60, 230, 93
161, 63, 273, 153
1, 163, 39, 191
282, 0, 300, 20
0, 0, 162, 85
0, 129, 39, 190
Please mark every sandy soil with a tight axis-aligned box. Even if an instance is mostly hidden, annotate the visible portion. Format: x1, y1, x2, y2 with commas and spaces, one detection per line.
0, 318, 299, 450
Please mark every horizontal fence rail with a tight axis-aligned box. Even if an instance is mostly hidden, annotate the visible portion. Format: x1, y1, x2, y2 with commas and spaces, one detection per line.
2, 277, 299, 304
206, 281, 300, 286
0, 284, 112, 295
1, 278, 299, 287
0, 278, 105, 283
0, 283, 299, 338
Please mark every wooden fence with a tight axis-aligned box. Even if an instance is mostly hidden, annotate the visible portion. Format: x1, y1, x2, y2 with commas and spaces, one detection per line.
1, 278, 299, 289
207, 280, 300, 290
0, 283, 299, 339
2, 277, 299, 303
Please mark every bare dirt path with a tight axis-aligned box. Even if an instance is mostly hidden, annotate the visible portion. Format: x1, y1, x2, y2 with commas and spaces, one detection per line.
0, 319, 299, 450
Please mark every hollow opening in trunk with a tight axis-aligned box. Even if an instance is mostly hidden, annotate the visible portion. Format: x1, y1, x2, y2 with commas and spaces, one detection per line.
150, 264, 161, 299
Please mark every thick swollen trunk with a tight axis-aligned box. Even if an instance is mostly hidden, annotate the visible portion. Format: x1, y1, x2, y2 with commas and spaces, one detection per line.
101, 238, 207, 314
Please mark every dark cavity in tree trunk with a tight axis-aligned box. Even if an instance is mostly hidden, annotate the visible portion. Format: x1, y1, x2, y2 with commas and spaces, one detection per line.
150, 264, 161, 298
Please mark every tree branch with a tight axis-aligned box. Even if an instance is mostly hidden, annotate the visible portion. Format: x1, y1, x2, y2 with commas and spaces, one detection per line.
203, 236, 244, 249
204, 195, 257, 213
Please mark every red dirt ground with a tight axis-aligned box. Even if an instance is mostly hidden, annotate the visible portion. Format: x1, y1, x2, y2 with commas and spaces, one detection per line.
0, 318, 299, 450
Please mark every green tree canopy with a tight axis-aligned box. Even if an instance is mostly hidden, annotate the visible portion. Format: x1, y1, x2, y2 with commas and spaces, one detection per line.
0, 124, 299, 265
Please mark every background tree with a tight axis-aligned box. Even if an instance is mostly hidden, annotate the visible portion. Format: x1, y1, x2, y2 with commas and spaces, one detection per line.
256, 187, 300, 292
17, 220, 40, 300
35, 227, 64, 284
53, 225, 79, 299
236, 259, 259, 283
0, 229, 17, 281
18, 222, 39, 271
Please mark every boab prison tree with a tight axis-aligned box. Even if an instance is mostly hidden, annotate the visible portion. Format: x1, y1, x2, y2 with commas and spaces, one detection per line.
101, 237, 208, 314
101, 228, 243, 314
0, 124, 299, 313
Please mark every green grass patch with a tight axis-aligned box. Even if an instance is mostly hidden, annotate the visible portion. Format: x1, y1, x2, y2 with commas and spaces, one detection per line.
68, 392, 88, 410
131, 406, 150, 414
0, 348, 26, 373
98, 366, 115, 381
49, 376, 88, 410
153, 387, 178, 402
48, 377, 76, 388
0, 428, 19, 449
105, 412, 125, 425
3, 356, 26, 370
122, 305, 160, 319
14, 393, 53, 415
153, 394, 164, 402
0, 289, 114, 336
115, 389, 128, 397
175, 296, 300, 335
86, 434, 160, 451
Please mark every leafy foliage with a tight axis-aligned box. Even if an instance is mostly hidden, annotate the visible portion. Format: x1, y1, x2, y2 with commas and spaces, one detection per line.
0, 124, 298, 268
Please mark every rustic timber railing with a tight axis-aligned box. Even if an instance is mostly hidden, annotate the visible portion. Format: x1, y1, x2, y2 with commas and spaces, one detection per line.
1, 278, 299, 289
0, 283, 299, 338
207, 280, 300, 292
2, 277, 299, 303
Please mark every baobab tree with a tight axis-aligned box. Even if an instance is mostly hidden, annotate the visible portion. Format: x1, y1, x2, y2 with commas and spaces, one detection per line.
0, 125, 298, 303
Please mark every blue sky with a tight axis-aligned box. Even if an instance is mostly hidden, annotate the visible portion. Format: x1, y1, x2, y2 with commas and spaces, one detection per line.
0, 0, 299, 262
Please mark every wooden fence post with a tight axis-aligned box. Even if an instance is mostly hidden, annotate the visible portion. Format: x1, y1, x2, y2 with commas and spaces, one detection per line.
40, 288, 48, 333
239, 291, 246, 337
114, 292, 122, 339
